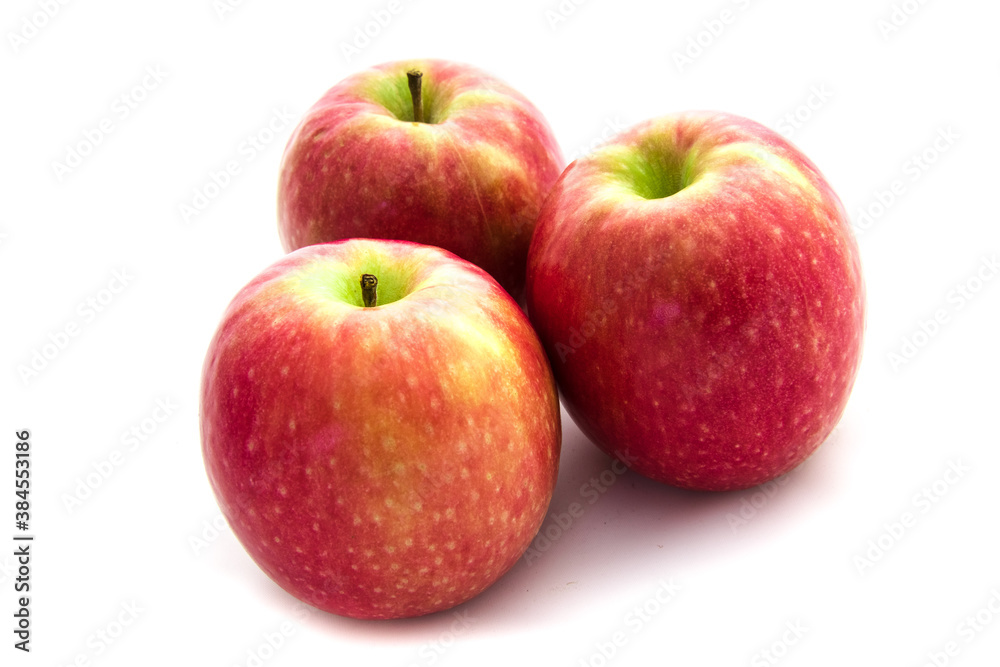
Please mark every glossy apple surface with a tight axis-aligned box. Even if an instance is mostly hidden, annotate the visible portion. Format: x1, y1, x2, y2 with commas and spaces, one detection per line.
526, 111, 864, 491
201, 239, 561, 619
277, 59, 564, 302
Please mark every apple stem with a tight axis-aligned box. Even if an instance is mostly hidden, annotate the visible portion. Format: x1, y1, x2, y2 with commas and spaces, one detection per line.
407, 69, 424, 123
361, 274, 378, 308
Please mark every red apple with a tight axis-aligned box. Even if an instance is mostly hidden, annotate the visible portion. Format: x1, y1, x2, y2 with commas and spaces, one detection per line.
277, 59, 564, 302
526, 111, 864, 491
201, 239, 561, 619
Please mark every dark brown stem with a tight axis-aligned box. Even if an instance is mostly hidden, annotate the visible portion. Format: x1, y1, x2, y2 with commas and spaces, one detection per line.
407, 69, 423, 123
360, 274, 378, 307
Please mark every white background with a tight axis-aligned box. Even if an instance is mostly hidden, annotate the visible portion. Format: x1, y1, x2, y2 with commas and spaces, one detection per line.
3, 0, 999, 665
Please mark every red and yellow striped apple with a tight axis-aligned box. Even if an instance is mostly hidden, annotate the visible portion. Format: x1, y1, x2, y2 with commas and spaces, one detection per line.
201, 239, 560, 619
277, 59, 564, 302
526, 111, 864, 491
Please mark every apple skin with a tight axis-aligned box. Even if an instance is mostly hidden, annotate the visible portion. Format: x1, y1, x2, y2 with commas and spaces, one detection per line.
526, 111, 864, 492
277, 59, 564, 303
200, 239, 561, 619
